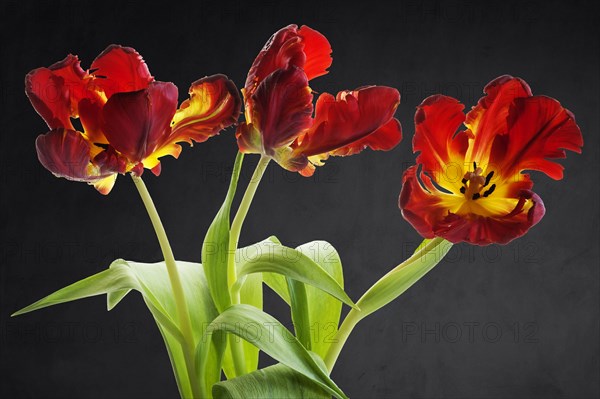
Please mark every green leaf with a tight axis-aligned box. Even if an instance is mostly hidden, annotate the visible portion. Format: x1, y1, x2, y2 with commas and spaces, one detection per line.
232, 239, 356, 311
413, 238, 431, 254
13, 259, 222, 398
287, 278, 311, 349
202, 151, 244, 313
213, 364, 331, 399
12, 260, 138, 316
240, 239, 348, 354
261, 237, 291, 305
356, 237, 452, 318
197, 305, 347, 399
296, 241, 344, 359
237, 269, 262, 371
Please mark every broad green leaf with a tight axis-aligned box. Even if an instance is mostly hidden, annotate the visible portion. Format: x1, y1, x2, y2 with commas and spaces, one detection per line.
296, 241, 344, 359
356, 238, 452, 318
232, 239, 356, 310
213, 364, 330, 399
202, 152, 244, 313
197, 305, 347, 399
13, 259, 222, 398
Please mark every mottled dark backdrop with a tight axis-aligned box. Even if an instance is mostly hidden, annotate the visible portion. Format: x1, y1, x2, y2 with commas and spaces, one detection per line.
1, 1, 598, 398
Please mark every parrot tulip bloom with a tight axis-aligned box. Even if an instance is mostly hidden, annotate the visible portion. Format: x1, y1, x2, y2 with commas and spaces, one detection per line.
27, 45, 241, 194
400, 76, 583, 245
236, 24, 402, 176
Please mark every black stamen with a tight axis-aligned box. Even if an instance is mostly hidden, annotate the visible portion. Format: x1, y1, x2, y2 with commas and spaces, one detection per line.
483, 184, 496, 197
461, 178, 467, 184
473, 161, 477, 170
460, 187, 466, 194
484, 171, 494, 187
472, 193, 481, 200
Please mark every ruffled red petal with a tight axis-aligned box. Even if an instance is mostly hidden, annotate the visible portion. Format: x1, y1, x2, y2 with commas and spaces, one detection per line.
497, 96, 583, 180
90, 45, 154, 98
244, 66, 313, 155
298, 25, 332, 81
244, 24, 331, 98
330, 117, 402, 156
413, 95, 468, 175
466, 75, 532, 161
295, 86, 400, 157
399, 166, 546, 245
36, 128, 94, 181
25, 55, 90, 130
36, 128, 118, 195
434, 190, 545, 245
101, 82, 178, 163
399, 166, 450, 239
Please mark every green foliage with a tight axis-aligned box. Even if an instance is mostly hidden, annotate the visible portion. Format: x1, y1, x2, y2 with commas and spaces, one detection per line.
197, 305, 347, 399
13, 259, 221, 398
213, 364, 330, 399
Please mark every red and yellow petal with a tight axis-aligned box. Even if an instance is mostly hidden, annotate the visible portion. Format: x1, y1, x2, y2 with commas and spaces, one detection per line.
433, 190, 545, 245
294, 86, 400, 157
78, 98, 108, 144
101, 82, 178, 163
399, 166, 457, 239
90, 45, 154, 98
168, 74, 240, 147
35, 128, 117, 194
413, 95, 468, 188
241, 66, 313, 155
235, 122, 263, 155
25, 55, 91, 130
465, 75, 532, 163
143, 75, 241, 172
244, 24, 332, 98
400, 166, 545, 245
92, 175, 118, 195
497, 95, 583, 180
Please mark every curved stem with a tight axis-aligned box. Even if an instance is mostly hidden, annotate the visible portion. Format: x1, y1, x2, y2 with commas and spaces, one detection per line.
227, 155, 271, 292
324, 308, 363, 370
324, 237, 451, 372
226, 155, 270, 376
131, 175, 200, 398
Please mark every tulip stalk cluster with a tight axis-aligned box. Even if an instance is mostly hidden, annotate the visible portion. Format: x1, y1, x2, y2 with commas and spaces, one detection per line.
14, 24, 582, 399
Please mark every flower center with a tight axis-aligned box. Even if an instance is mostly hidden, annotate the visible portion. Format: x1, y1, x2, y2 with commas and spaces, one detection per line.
459, 162, 496, 200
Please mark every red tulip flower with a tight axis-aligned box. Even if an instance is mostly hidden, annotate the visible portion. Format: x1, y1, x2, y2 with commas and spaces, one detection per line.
27, 45, 241, 194
236, 24, 402, 176
400, 76, 583, 245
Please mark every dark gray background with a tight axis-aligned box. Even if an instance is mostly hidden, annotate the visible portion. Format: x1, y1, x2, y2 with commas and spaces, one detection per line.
1, 0, 598, 398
